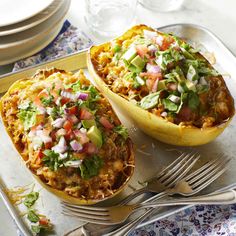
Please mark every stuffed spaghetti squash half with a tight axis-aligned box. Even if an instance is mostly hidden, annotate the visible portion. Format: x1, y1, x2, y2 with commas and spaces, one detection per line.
88, 24, 235, 146
0, 68, 134, 204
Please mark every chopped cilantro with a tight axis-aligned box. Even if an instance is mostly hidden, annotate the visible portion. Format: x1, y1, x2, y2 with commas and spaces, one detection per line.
113, 44, 121, 53
113, 125, 129, 140
23, 191, 39, 208
79, 156, 103, 179
188, 91, 200, 110
40, 95, 54, 106
31, 225, 41, 234
162, 99, 178, 112
43, 150, 64, 171
27, 209, 40, 223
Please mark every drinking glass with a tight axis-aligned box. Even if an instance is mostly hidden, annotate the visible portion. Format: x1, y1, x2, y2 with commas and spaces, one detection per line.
139, 0, 184, 12
85, 0, 137, 38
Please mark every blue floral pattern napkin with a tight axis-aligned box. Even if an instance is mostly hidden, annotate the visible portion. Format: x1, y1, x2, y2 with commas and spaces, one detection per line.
13, 20, 92, 71
13, 21, 236, 236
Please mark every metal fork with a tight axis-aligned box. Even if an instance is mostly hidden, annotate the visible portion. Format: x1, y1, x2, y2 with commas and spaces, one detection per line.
117, 152, 200, 204
62, 155, 230, 226
63, 152, 200, 236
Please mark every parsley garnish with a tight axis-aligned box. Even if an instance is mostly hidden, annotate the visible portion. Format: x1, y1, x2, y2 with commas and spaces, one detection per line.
79, 156, 103, 179
27, 209, 40, 223
23, 191, 39, 208
42, 150, 64, 171
40, 95, 54, 106
113, 125, 129, 140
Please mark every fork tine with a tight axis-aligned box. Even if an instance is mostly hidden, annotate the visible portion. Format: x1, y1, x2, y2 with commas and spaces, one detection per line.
62, 201, 108, 211
190, 157, 231, 189
185, 157, 221, 181
62, 210, 112, 224
192, 164, 230, 192
161, 153, 200, 186
187, 155, 228, 184
158, 152, 195, 182
62, 202, 108, 215
165, 153, 200, 187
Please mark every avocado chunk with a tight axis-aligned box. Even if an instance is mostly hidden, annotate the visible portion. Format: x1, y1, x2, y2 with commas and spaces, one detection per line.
87, 126, 103, 148
130, 55, 146, 71
122, 47, 137, 62
82, 119, 96, 129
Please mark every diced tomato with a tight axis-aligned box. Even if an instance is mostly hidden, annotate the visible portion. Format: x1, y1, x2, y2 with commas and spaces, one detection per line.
36, 149, 44, 159
50, 130, 57, 141
68, 106, 78, 115
65, 88, 73, 93
160, 36, 175, 51
80, 108, 93, 120
44, 141, 52, 149
60, 97, 70, 106
64, 130, 72, 141
39, 217, 49, 226
63, 120, 73, 132
136, 45, 148, 58
99, 116, 114, 129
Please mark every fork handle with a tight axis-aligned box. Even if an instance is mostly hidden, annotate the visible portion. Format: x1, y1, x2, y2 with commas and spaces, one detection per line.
136, 190, 236, 209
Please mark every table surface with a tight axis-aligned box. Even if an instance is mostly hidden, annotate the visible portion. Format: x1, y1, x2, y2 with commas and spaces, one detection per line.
0, 0, 236, 235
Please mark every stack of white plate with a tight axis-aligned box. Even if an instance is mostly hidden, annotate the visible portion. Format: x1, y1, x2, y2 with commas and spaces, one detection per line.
0, 0, 71, 65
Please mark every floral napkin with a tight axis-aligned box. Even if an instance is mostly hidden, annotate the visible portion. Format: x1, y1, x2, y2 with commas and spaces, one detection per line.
14, 21, 236, 236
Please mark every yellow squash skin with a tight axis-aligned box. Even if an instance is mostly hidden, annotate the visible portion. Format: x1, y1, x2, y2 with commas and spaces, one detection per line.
87, 25, 235, 146
0, 68, 135, 205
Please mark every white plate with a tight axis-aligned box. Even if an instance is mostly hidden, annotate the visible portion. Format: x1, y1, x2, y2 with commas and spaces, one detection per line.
0, 0, 54, 27
0, 0, 71, 65
0, 0, 64, 36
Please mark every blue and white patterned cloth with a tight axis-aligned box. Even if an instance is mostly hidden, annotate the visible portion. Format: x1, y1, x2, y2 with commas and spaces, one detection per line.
13, 20, 92, 71
14, 21, 236, 236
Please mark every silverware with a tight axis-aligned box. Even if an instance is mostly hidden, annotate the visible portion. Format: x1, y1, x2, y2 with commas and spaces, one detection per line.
62, 156, 230, 226
63, 152, 200, 236
0, 177, 32, 236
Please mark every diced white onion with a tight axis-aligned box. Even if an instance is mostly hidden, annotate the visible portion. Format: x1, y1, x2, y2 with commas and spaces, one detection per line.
169, 95, 180, 103
161, 112, 168, 117
52, 118, 65, 128
155, 35, 164, 46
36, 130, 52, 143
61, 91, 76, 101
59, 152, 68, 160
80, 128, 87, 134
37, 106, 46, 114
52, 136, 67, 154
146, 63, 161, 74
70, 140, 83, 152
143, 30, 157, 39
64, 160, 82, 168
46, 107, 53, 115
199, 76, 208, 85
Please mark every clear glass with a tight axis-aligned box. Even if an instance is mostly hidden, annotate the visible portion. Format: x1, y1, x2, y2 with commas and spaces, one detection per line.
85, 0, 137, 38
139, 0, 184, 12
